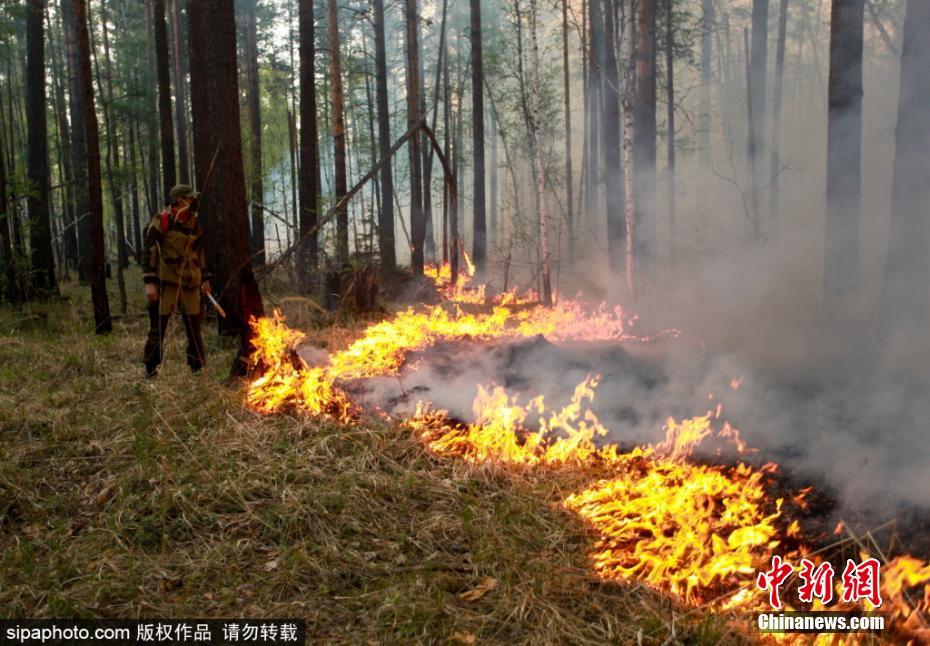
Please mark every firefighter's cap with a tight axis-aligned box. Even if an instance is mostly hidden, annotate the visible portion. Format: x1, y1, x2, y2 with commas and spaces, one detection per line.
168, 184, 200, 203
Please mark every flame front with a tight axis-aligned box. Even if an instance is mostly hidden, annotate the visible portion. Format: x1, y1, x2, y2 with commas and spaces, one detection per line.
245, 272, 930, 640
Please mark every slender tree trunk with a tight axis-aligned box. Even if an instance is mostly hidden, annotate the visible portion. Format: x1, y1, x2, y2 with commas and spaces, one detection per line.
327, 0, 349, 268
26, 0, 58, 296
665, 0, 676, 260
587, 0, 605, 224
74, 0, 111, 332
188, 0, 264, 374
47, 5, 77, 274
154, 0, 175, 197
61, 0, 91, 282
0, 130, 21, 304
748, 0, 769, 230
823, 0, 863, 336
698, 0, 714, 165
489, 104, 498, 253
744, 28, 760, 238
169, 0, 190, 183
405, 0, 425, 273
634, 0, 657, 288
298, 0, 320, 294
244, 0, 265, 265
561, 0, 574, 266
769, 0, 790, 222
418, 5, 436, 264
373, 0, 395, 273
529, 0, 552, 306
93, 1, 128, 312
603, 0, 625, 281
881, 0, 930, 352
127, 122, 142, 264
470, 0, 486, 272
442, 40, 451, 265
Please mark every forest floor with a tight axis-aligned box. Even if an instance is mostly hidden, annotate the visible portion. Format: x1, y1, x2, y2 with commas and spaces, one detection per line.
0, 271, 750, 644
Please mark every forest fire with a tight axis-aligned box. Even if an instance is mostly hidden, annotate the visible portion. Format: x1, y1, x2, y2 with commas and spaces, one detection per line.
245, 272, 930, 641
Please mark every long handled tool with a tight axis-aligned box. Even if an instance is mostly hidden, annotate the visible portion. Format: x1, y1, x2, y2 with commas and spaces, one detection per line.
203, 288, 226, 318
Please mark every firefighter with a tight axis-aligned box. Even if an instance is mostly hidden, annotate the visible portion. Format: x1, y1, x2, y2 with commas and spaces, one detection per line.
142, 184, 211, 377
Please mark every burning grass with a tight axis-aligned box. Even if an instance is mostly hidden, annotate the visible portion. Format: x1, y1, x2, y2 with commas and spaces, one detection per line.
241, 265, 930, 644
0, 275, 747, 643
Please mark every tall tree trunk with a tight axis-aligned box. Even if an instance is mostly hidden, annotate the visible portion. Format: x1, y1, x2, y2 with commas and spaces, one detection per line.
743, 28, 760, 238
665, 0, 676, 260
489, 103, 498, 253
298, 0, 320, 294
169, 0, 190, 183
127, 122, 142, 264
93, 1, 128, 312
373, 0, 395, 273
769, 0, 790, 222
26, 0, 58, 296
442, 38, 451, 265
47, 4, 77, 274
880, 0, 930, 351
61, 0, 91, 282
154, 0, 175, 197
698, 0, 714, 166
823, 0, 863, 334
470, 0, 486, 272
561, 0, 574, 266
245, 0, 265, 265
603, 0, 625, 281
74, 0, 111, 332
327, 0, 349, 268
188, 0, 265, 375
587, 0, 605, 223
418, 4, 436, 264
405, 0, 424, 273
529, 0, 552, 306
0, 130, 22, 304
634, 0, 657, 289
748, 0, 769, 230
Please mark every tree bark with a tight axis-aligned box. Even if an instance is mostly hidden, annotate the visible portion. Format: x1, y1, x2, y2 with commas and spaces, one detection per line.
561, 0, 574, 266
880, 0, 930, 350
529, 0, 552, 306
470, 0, 486, 272
74, 0, 111, 332
298, 0, 319, 294
26, 0, 58, 296
586, 0, 605, 223
154, 0, 175, 198
603, 0, 625, 281
373, 0, 395, 274
47, 4, 77, 274
823, 0, 863, 334
698, 0, 714, 165
188, 0, 264, 375
748, 0, 769, 229
61, 0, 92, 282
169, 0, 190, 183
665, 0, 676, 259
0, 129, 21, 304
92, 1, 128, 312
770, 0, 790, 222
244, 0, 265, 265
405, 0, 425, 273
327, 0, 349, 268
634, 0, 658, 288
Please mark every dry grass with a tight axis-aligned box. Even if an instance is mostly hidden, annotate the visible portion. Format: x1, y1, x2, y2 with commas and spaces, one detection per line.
0, 273, 750, 644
